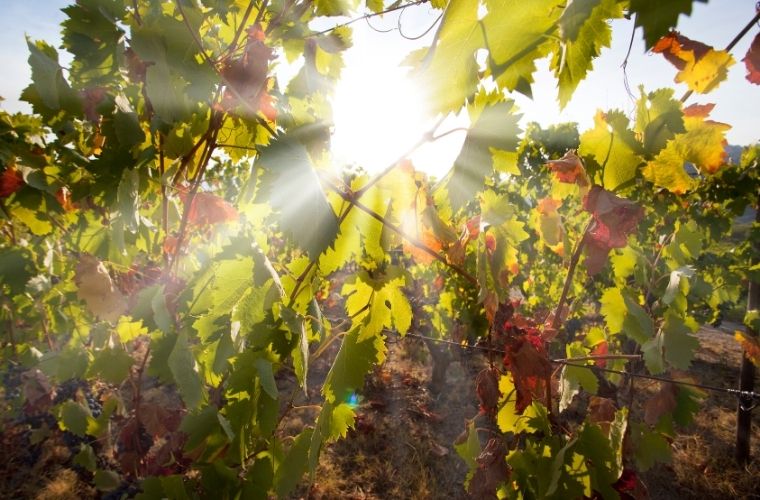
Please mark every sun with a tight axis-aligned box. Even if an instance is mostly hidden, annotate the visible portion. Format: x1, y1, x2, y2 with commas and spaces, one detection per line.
330, 51, 427, 174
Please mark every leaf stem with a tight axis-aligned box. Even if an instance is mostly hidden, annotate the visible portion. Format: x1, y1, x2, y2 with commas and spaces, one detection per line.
550, 216, 593, 331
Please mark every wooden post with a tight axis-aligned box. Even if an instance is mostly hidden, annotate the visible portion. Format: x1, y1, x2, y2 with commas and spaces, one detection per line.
736, 204, 759, 465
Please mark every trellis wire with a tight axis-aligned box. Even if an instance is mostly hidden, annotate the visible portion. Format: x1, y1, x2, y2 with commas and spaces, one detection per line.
399, 331, 760, 407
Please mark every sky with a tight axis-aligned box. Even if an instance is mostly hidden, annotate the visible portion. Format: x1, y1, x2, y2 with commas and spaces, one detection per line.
1, 0, 758, 177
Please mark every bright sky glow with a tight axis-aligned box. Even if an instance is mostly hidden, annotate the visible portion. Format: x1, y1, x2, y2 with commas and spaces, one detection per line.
330, 50, 427, 172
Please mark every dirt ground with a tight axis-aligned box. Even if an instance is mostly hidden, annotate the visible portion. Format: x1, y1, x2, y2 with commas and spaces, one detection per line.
286, 322, 760, 500
1, 322, 757, 499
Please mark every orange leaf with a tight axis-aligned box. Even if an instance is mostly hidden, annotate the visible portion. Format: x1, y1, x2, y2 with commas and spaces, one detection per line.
743, 32, 760, 85
181, 192, 239, 228
55, 186, 76, 212
546, 150, 589, 186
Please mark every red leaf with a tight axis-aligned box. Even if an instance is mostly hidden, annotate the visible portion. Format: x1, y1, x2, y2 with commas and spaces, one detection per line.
220, 24, 275, 119
591, 340, 609, 367
507, 339, 551, 412
743, 32, 760, 85
468, 438, 510, 498
582, 186, 643, 275
0, 167, 24, 198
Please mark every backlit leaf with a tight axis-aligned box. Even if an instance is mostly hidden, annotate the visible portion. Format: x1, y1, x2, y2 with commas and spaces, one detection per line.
653, 32, 734, 94
743, 33, 760, 84
257, 135, 339, 259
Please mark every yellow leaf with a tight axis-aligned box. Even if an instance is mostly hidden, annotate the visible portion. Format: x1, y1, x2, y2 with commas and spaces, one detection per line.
653, 32, 734, 94
643, 103, 730, 193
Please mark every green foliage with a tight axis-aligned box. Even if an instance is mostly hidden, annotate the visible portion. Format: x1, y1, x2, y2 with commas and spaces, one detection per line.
0, 0, 757, 498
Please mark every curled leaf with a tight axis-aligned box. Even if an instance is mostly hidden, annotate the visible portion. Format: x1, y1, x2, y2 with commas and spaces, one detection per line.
546, 150, 589, 186
582, 186, 643, 275
476, 367, 501, 416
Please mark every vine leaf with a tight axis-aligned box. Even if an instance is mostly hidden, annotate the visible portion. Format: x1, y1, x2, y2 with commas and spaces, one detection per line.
257, 135, 339, 259
742, 32, 760, 84
75, 254, 127, 322
415, 0, 483, 115
579, 111, 644, 191
546, 150, 589, 186
468, 438, 510, 498
482, 0, 560, 97
582, 186, 643, 275
0, 167, 25, 198
600, 287, 653, 344
168, 331, 204, 409
444, 96, 521, 211
553, 0, 625, 108
634, 87, 685, 155
181, 191, 239, 228
630, 0, 706, 49
21, 38, 82, 119
642, 103, 730, 194
476, 367, 501, 415
652, 32, 734, 94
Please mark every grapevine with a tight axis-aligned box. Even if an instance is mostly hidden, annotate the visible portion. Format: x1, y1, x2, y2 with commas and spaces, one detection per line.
1, 0, 759, 498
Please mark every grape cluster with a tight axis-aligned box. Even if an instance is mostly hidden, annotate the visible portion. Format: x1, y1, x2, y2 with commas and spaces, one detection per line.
2, 364, 25, 401
53, 378, 103, 417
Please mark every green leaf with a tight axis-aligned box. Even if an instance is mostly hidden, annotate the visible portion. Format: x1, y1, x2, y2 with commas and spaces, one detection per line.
445, 97, 522, 210
497, 374, 540, 434
454, 420, 481, 468
74, 445, 98, 472
323, 326, 386, 404
255, 358, 278, 400
282, 308, 309, 394
0, 248, 34, 294
579, 110, 644, 190
635, 87, 685, 155
22, 38, 81, 118
257, 134, 340, 259
168, 331, 204, 409
600, 287, 653, 344
553, 0, 624, 107
662, 311, 699, 370
94, 470, 120, 492
117, 168, 140, 233
59, 400, 91, 436
633, 424, 672, 470
89, 347, 134, 384
414, 0, 483, 115
273, 428, 314, 497
631, 0, 707, 49
483, 0, 560, 96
